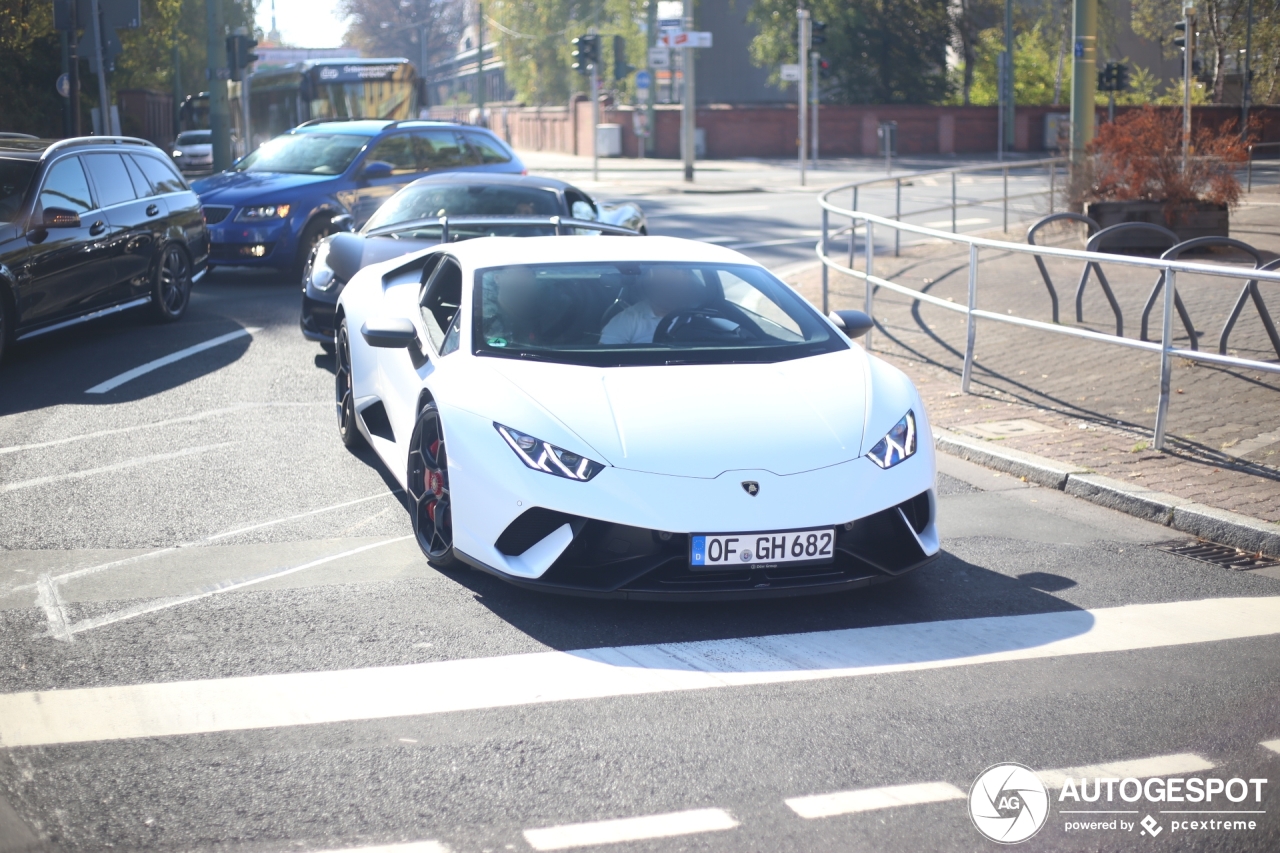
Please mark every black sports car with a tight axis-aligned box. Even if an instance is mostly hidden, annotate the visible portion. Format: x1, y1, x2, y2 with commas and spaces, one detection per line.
300, 172, 646, 350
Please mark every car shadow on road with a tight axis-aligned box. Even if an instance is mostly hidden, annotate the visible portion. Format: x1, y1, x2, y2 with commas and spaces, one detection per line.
432, 550, 1091, 656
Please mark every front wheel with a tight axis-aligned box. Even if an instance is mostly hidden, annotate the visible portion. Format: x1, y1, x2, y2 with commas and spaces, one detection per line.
408, 403, 457, 569
335, 319, 363, 448
151, 244, 192, 321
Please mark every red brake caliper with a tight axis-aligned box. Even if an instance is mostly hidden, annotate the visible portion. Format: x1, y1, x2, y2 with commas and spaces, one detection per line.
424, 439, 444, 521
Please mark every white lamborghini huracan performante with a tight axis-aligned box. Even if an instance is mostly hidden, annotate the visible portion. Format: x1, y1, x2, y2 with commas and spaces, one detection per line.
335, 235, 939, 599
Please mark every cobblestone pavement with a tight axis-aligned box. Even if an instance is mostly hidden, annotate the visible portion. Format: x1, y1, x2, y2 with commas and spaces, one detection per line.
794, 185, 1280, 526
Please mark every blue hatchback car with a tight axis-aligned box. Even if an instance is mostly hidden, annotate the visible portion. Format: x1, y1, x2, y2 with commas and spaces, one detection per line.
190, 119, 526, 280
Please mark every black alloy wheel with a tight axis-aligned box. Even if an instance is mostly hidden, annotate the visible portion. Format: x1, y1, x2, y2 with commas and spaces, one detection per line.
335, 319, 363, 448
152, 244, 192, 321
294, 220, 330, 285
408, 403, 457, 568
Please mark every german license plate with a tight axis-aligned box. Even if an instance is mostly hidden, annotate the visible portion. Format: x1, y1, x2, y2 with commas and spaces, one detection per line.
689, 527, 836, 570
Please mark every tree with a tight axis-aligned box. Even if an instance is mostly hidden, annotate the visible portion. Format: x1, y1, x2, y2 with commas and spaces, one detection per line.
953, 22, 1067, 106
340, 0, 463, 72
489, 0, 645, 105
748, 0, 951, 104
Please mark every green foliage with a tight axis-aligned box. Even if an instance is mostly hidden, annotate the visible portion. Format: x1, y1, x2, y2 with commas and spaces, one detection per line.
490, 0, 646, 105
950, 22, 1067, 106
747, 0, 951, 104
0, 0, 253, 137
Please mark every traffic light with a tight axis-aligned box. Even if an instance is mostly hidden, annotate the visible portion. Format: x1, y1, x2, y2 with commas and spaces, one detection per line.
1173, 21, 1187, 49
810, 20, 827, 48
612, 34, 634, 81
1098, 62, 1132, 92
1114, 63, 1130, 91
571, 34, 599, 75
819, 59, 832, 79
226, 33, 259, 82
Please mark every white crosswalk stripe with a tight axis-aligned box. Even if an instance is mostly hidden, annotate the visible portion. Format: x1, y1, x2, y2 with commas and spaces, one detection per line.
3, 597, 1279, 748
786, 782, 966, 819
1261, 740, 1280, 755
523, 808, 738, 850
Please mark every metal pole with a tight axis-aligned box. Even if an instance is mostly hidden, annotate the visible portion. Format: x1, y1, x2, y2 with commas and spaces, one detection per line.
1004, 0, 1015, 153
1154, 265, 1176, 449
811, 50, 819, 165
1002, 164, 1009, 232
89, 0, 111, 134
1242, 0, 1253, 140
821, 207, 829, 313
645, 0, 656, 155
476, 3, 485, 125
242, 72, 251, 156
69, 0, 81, 135
1248, 145, 1254, 192
865, 220, 875, 351
682, 12, 695, 182
1049, 161, 1056, 213
207, 0, 232, 171
1182, 5, 1195, 175
1070, 0, 1097, 186
894, 177, 901, 257
60, 30, 71, 137
591, 60, 599, 182
951, 171, 957, 232
961, 243, 979, 393
884, 125, 891, 174
797, 8, 809, 187
997, 52, 1005, 161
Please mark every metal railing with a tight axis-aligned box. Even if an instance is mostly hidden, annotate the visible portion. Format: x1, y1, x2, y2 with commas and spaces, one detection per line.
832, 157, 1066, 258
1246, 141, 1280, 192
816, 180, 1280, 451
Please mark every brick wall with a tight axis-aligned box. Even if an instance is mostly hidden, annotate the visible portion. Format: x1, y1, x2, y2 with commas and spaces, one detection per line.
432, 102, 1280, 160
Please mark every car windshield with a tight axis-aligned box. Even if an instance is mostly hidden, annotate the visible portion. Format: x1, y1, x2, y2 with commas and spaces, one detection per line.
474, 261, 846, 366
176, 131, 211, 145
364, 184, 561, 234
0, 158, 37, 224
233, 132, 371, 175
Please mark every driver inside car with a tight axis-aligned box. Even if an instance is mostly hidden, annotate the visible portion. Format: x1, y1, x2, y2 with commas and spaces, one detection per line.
599, 267, 705, 345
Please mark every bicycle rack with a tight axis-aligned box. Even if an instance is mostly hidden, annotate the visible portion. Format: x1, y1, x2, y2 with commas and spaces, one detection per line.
1076, 222, 1181, 338
1026, 213, 1099, 325
1233, 257, 1280, 359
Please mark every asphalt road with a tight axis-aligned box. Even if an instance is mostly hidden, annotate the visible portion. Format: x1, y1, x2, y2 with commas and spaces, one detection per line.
1, 190, 1279, 853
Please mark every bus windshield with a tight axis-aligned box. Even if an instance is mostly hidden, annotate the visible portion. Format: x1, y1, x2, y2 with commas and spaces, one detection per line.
233, 132, 371, 175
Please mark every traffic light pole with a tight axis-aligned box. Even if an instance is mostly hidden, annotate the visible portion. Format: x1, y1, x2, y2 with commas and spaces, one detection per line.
476, 3, 485, 126
811, 50, 818, 165
1182, 4, 1195, 176
797, 8, 809, 187
681, 13, 696, 183
1069, 0, 1096, 193
89, 0, 112, 134
591, 60, 599, 183
207, 0, 232, 171
1242, 0, 1252, 140
645, 0, 656, 156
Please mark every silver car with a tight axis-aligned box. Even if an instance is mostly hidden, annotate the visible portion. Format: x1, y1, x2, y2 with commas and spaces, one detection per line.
171, 130, 214, 174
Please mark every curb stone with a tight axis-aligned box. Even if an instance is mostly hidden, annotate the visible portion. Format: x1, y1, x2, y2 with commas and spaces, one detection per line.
933, 429, 1280, 558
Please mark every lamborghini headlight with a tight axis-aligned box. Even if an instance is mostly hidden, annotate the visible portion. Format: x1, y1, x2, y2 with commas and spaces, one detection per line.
495, 424, 604, 481
867, 411, 917, 469
308, 239, 336, 291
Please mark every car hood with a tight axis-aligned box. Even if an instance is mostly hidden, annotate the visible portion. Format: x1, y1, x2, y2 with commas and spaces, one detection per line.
176, 145, 212, 155
191, 169, 337, 203
481, 350, 868, 478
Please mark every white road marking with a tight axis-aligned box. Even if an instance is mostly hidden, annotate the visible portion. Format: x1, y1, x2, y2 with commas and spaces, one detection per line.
726, 233, 822, 250
307, 843, 449, 853
786, 781, 965, 818
697, 236, 740, 243
5, 491, 402, 595
523, 808, 738, 851
0, 402, 325, 456
0, 443, 236, 494
34, 575, 73, 643
921, 217, 991, 228
85, 327, 262, 394
1258, 740, 1280, 755
56, 536, 412, 637
3, 597, 1280, 748
1037, 753, 1215, 789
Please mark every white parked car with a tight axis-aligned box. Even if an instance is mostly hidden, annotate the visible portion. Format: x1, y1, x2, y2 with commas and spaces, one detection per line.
335, 235, 938, 598
171, 130, 213, 174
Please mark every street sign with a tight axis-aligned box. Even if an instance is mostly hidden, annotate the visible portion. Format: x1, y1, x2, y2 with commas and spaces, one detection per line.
648, 47, 670, 69
658, 31, 712, 48
657, 18, 682, 31
57, 74, 71, 97
632, 110, 650, 138
635, 87, 650, 104
635, 70, 651, 89
780, 63, 802, 82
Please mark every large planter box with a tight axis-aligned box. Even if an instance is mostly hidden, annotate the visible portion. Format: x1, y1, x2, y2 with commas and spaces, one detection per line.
1086, 200, 1229, 250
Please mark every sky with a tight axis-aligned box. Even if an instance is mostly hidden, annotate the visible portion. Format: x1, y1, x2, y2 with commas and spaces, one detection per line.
267, 0, 349, 48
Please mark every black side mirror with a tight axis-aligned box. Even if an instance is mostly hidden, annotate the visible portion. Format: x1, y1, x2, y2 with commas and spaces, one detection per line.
42, 207, 81, 229
361, 318, 419, 349
829, 310, 874, 339
362, 160, 393, 180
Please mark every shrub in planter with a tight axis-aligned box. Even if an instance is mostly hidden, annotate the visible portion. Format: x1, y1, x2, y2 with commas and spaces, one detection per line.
1082, 107, 1251, 246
